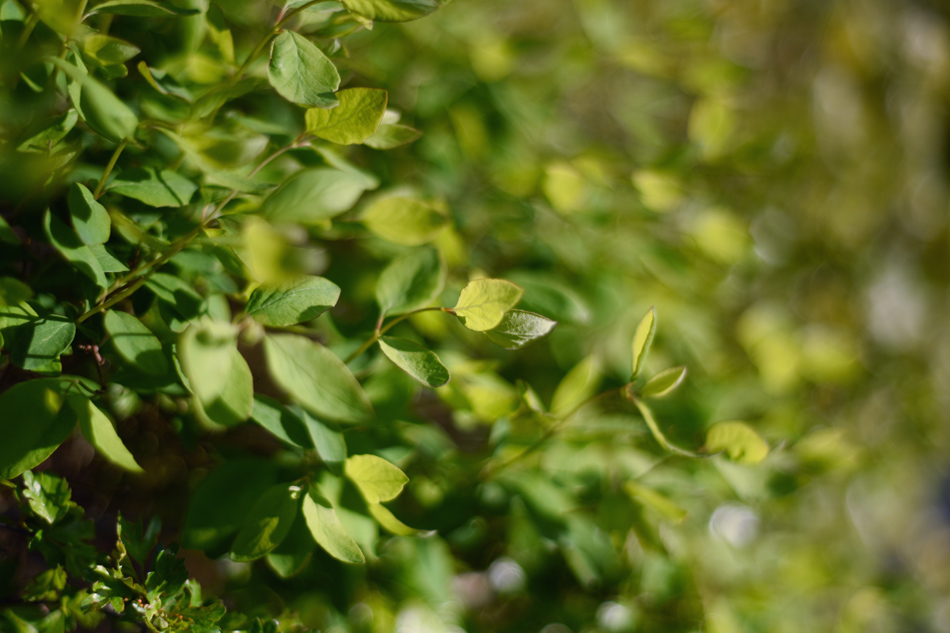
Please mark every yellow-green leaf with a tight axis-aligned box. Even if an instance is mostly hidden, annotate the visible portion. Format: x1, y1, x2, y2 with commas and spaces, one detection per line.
705, 421, 769, 464
361, 196, 448, 246
71, 396, 142, 473
640, 366, 686, 399
451, 278, 523, 332
631, 306, 655, 380
302, 489, 365, 564
305, 88, 388, 145
344, 454, 408, 504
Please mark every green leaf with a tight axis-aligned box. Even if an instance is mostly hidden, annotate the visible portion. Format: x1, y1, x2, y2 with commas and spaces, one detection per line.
195, 348, 254, 427
8, 314, 76, 373
145, 273, 204, 319
344, 454, 408, 504
231, 483, 301, 562
244, 276, 340, 327
705, 421, 769, 464
376, 248, 444, 317
364, 123, 422, 150
251, 395, 311, 448
183, 458, 279, 551
302, 489, 364, 564
45, 210, 108, 290
53, 59, 138, 144
108, 167, 198, 207
631, 307, 656, 380
89, 244, 128, 273
267, 31, 340, 108
640, 366, 686, 398
367, 502, 416, 536
17, 110, 78, 153
264, 333, 373, 423
178, 321, 237, 403
0, 379, 73, 480
624, 481, 688, 523
361, 196, 448, 246
485, 310, 557, 350
451, 278, 523, 332
0, 277, 32, 307
296, 407, 346, 473
550, 355, 598, 416
267, 512, 315, 578
88, 0, 199, 16
21, 470, 72, 524
68, 183, 110, 245
305, 88, 388, 145
378, 336, 450, 387
259, 168, 376, 225
81, 34, 140, 68
341, 0, 439, 22
70, 396, 143, 473
104, 310, 168, 376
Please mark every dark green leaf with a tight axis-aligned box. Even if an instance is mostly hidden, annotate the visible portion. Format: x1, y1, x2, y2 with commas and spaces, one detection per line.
108, 167, 198, 207
104, 310, 168, 376
267, 31, 340, 108
485, 310, 557, 350
231, 483, 301, 561
259, 167, 376, 225
0, 379, 74, 480
244, 276, 340, 327
264, 333, 373, 423
251, 395, 312, 448
378, 336, 450, 387
17, 110, 79, 153
376, 248, 444, 317
145, 273, 204, 318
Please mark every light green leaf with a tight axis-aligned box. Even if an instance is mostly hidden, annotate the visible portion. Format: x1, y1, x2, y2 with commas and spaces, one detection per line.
196, 348, 254, 427
231, 483, 301, 561
305, 88, 388, 145
376, 248, 444, 317
451, 278, 523, 332
53, 59, 138, 144
244, 276, 340, 327
368, 502, 416, 536
361, 196, 448, 246
108, 167, 198, 207
378, 336, 450, 387
485, 310, 557, 350
0, 379, 72, 480
89, 244, 129, 273
178, 321, 237, 403
21, 470, 71, 524
67, 183, 110, 245
268, 31, 340, 108
364, 123, 422, 150
302, 489, 364, 564
259, 168, 376, 225
705, 421, 769, 464
8, 315, 75, 373
251, 395, 312, 448
0, 277, 32, 307
344, 454, 408, 504
45, 210, 107, 290
88, 0, 199, 16
640, 366, 686, 398
264, 333, 373, 423
631, 307, 655, 380
70, 396, 142, 473
624, 481, 687, 523
81, 34, 140, 68
550, 355, 598, 416
104, 310, 168, 376
341, 0, 439, 22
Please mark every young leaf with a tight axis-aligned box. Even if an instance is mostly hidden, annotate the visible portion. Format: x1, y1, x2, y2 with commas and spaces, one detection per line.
178, 321, 237, 403
640, 366, 687, 398
376, 248, 444, 317
107, 167, 198, 208
264, 334, 373, 423
268, 31, 340, 108
244, 276, 340, 327
0, 379, 72, 480
344, 454, 408, 504
705, 421, 769, 464
550, 355, 598, 415
378, 336, 450, 387
631, 306, 656, 380
302, 489, 364, 564
8, 315, 76, 373
67, 183, 110, 245
341, 0, 439, 22
361, 196, 448, 246
259, 168, 377, 225
364, 123, 422, 150
70, 395, 143, 473
88, 0, 199, 16
231, 484, 301, 562
485, 310, 557, 350
305, 88, 388, 145
367, 502, 416, 536
53, 59, 138, 143
104, 310, 168, 376
451, 279, 524, 332
21, 470, 72, 524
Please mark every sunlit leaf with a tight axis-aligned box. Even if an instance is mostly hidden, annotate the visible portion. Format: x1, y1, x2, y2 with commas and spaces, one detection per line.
302, 489, 365, 563
640, 366, 686, 398
485, 310, 557, 350
268, 31, 340, 108
368, 502, 416, 535
550, 355, 598, 415
104, 310, 168, 376
344, 454, 408, 504
0, 379, 72, 480
705, 421, 769, 464
631, 307, 655, 380
361, 196, 448, 246
305, 88, 388, 145
378, 336, 450, 387
244, 276, 340, 327
70, 395, 143, 473
341, 0, 439, 22
451, 278, 523, 332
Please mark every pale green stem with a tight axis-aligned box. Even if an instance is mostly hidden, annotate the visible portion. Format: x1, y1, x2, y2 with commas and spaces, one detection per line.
344, 307, 448, 364
93, 140, 127, 199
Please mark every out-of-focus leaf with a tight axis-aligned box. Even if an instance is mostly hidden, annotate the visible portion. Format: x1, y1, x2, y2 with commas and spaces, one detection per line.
631, 307, 655, 380
368, 502, 416, 535
705, 421, 769, 464
0, 379, 72, 480
485, 310, 557, 350
364, 123, 422, 149
88, 0, 199, 16
361, 196, 447, 246
231, 484, 301, 561
108, 167, 198, 207
640, 366, 686, 398
376, 248, 444, 317
341, 0, 439, 22
550, 355, 598, 416
259, 168, 376, 225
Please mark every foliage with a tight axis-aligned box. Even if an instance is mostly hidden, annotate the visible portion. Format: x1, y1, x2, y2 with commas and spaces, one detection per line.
3, 0, 949, 631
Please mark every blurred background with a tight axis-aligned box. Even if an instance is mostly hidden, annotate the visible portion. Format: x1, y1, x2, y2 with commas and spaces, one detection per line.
338, 0, 950, 631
